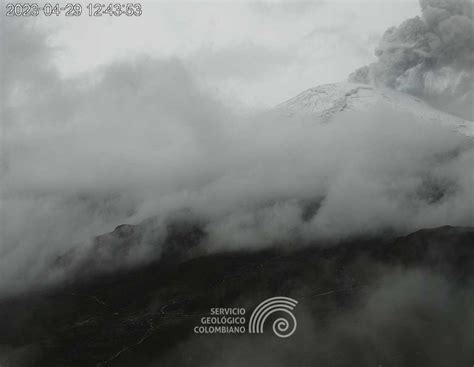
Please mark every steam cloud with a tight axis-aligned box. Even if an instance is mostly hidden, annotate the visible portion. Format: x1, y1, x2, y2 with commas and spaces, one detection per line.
1, 18, 474, 294
349, 0, 474, 120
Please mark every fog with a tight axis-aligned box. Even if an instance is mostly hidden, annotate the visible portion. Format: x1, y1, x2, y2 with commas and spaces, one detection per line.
1, 13, 474, 293
154, 268, 474, 367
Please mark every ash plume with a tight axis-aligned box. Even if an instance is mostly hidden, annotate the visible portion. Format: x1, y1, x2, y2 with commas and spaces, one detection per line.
349, 0, 474, 120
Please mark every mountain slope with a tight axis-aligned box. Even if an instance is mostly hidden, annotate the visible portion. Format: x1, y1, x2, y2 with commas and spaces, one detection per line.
1, 226, 473, 367
2, 83, 473, 367
275, 83, 474, 136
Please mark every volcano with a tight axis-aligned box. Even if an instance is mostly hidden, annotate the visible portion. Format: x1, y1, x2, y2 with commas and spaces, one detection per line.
1, 83, 473, 367
275, 83, 474, 136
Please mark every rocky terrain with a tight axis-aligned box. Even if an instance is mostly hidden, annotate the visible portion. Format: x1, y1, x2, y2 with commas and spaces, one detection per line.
1, 225, 473, 367
2, 84, 473, 367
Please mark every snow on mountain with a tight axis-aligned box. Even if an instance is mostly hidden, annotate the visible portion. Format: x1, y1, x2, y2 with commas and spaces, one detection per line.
274, 83, 474, 137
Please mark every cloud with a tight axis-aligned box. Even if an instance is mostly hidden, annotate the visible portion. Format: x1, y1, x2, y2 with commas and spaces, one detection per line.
1, 17, 474, 293
185, 44, 294, 81
46, 1, 419, 108
349, 0, 474, 120
143, 266, 474, 367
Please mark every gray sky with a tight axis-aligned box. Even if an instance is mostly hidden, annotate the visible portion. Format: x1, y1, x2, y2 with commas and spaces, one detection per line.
42, 0, 420, 107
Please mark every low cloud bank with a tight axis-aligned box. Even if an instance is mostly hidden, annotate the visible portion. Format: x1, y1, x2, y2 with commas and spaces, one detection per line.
1, 20, 474, 293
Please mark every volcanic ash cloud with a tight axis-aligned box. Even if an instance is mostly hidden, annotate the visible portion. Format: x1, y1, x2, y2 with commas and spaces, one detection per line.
349, 0, 474, 120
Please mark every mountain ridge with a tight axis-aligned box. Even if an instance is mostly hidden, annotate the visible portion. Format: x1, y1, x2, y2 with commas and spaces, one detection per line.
274, 82, 474, 136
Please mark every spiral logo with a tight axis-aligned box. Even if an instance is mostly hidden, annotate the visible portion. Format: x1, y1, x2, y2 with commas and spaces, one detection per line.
248, 297, 298, 338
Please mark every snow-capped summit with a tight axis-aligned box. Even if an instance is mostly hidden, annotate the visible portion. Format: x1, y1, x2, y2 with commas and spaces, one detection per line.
275, 83, 474, 137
